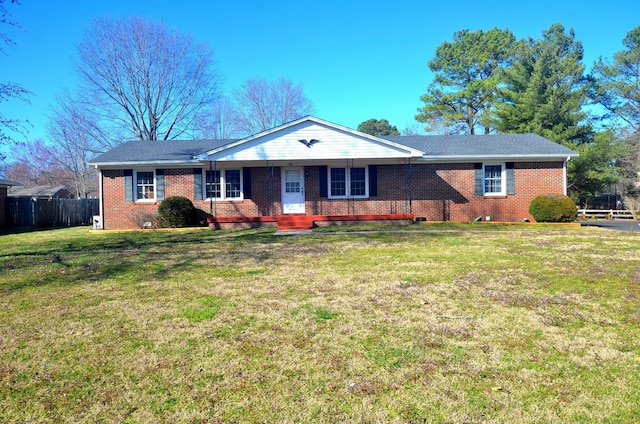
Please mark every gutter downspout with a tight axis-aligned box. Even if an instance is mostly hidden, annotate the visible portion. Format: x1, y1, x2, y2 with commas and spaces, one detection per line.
409, 158, 413, 213
214, 161, 217, 216
563, 156, 570, 195
209, 161, 213, 215
98, 167, 104, 229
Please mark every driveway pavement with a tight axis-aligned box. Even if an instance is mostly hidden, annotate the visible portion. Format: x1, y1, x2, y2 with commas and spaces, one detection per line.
580, 220, 640, 232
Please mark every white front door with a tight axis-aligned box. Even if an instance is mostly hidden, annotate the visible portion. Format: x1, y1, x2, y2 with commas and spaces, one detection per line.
282, 167, 305, 214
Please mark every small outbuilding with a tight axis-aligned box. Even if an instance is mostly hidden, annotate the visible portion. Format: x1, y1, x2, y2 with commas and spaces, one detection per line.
8, 185, 73, 200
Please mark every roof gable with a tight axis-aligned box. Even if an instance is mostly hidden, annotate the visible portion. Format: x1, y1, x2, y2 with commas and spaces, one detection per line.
199, 116, 424, 161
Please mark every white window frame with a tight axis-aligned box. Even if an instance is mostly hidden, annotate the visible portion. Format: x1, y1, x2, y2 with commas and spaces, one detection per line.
328, 166, 369, 199
483, 163, 506, 196
204, 168, 243, 201
134, 170, 156, 201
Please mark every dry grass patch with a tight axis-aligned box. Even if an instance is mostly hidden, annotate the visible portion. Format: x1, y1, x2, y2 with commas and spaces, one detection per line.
0, 225, 639, 422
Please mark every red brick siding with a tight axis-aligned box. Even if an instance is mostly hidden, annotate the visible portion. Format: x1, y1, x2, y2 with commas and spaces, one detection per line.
100, 162, 566, 229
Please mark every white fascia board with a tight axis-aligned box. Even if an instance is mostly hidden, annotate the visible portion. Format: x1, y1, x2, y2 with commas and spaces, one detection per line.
416, 153, 579, 163
89, 159, 202, 168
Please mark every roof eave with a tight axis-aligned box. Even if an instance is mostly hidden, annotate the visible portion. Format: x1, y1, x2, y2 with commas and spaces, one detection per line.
417, 153, 579, 162
89, 159, 202, 168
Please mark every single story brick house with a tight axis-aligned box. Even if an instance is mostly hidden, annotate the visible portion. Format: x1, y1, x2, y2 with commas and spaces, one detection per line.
0, 178, 21, 228
88, 116, 578, 230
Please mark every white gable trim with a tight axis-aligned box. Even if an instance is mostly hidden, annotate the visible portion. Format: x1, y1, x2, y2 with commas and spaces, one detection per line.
198, 116, 424, 162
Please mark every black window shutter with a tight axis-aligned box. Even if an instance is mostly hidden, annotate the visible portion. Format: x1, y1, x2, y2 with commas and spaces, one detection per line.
319, 166, 328, 197
243, 167, 252, 199
193, 168, 203, 200
506, 162, 515, 195
124, 169, 133, 201
156, 169, 165, 201
368, 165, 378, 197
474, 163, 483, 195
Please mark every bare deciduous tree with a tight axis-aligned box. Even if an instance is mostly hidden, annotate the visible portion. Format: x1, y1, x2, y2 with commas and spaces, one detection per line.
232, 78, 315, 136
5, 139, 75, 187
47, 93, 102, 197
0, 0, 30, 157
75, 16, 222, 142
194, 96, 239, 139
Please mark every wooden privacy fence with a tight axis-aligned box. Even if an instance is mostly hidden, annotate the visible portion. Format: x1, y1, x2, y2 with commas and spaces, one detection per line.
7, 198, 99, 228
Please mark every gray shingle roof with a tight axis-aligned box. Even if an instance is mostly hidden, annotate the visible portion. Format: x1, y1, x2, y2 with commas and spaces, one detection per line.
0, 178, 21, 187
382, 133, 577, 158
89, 139, 236, 165
8, 185, 69, 197
89, 133, 577, 166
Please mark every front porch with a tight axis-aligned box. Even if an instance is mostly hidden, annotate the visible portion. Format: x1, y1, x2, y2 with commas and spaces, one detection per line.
207, 213, 415, 230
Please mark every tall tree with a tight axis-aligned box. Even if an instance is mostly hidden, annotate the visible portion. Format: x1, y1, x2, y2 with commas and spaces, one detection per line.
493, 24, 597, 200
493, 23, 592, 146
416, 28, 516, 135
0, 0, 30, 156
232, 78, 315, 136
591, 26, 640, 204
357, 118, 400, 136
566, 130, 624, 202
592, 26, 640, 131
75, 16, 221, 143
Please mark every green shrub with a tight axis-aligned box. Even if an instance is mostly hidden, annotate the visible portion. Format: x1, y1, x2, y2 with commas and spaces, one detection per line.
529, 194, 578, 223
157, 196, 196, 227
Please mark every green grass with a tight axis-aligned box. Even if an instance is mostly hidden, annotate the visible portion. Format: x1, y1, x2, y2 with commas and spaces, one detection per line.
0, 224, 639, 422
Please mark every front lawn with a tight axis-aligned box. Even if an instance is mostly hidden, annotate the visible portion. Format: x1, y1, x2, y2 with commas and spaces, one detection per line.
1, 224, 638, 422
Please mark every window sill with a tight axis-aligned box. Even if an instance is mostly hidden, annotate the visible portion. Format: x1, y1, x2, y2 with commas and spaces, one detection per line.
483, 194, 507, 199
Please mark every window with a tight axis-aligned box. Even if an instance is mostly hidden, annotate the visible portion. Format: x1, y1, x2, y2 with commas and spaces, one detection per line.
225, 170, 241, 198
284, 169, 301, 193
205, 170, 221, 199
483, 164, 505, 195
475, 163, 514, 196
350, 167, 366, 196
135, 171, 155, 200
484, 165, 503, 194
330, 168, 346, 196
204, 169, 242, 200
329, 167, 368, 198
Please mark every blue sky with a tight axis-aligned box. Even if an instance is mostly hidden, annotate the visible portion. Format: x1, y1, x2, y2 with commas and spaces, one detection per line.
2, 0, 639, 159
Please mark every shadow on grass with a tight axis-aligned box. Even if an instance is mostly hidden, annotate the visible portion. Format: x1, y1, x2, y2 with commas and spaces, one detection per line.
0, 227, 286, 292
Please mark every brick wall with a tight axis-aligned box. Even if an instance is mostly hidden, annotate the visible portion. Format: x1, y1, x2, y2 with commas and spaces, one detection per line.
100, 161, 566, 229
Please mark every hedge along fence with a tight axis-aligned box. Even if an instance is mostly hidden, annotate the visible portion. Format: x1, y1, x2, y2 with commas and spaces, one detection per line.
6, 198, 99, 228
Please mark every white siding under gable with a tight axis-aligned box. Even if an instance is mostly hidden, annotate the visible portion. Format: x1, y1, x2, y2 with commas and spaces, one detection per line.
202, 119, 422, 162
